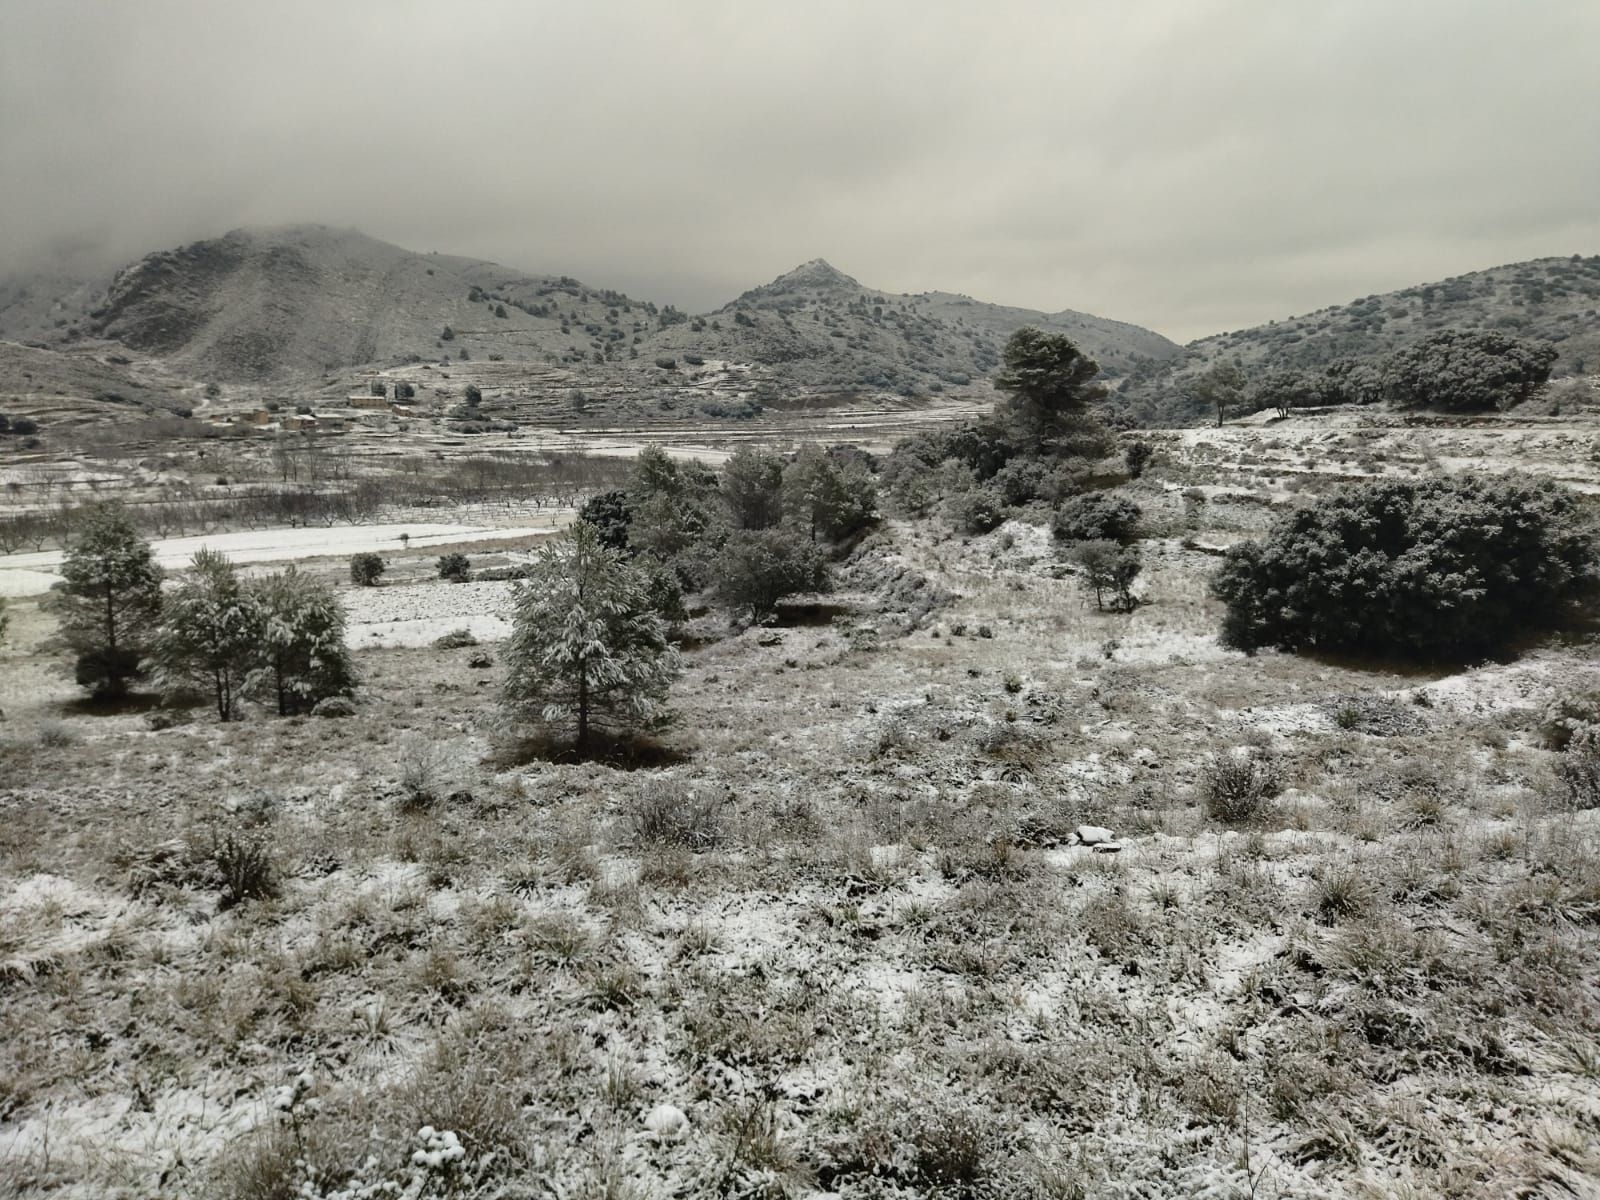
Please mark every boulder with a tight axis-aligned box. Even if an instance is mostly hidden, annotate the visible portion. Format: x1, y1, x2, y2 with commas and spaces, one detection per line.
644, 1103, 689, 1142
1070, 824, 1116, 846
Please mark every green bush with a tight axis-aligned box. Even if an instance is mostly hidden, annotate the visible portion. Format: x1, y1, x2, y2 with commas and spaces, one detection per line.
1054, 491, 1142, 543
947, 486, 1006, 535
437, 553, 471, 582
713, 527, 829, 622
1212, 475, 1598, 661
349, 553, 385, 587
1124, 440, 1153, 478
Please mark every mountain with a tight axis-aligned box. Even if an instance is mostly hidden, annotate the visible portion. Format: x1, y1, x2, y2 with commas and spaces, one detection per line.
1118, 254, 1600, 422
646, 257, 1182, 397
65, 224, 664, 384
0, 228, 1181, 401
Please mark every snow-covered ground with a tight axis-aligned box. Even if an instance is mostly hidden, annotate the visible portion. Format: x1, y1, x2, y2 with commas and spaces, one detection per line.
0, 522, 556, 596
0, 568, 62, 598
343, 578, 519, 648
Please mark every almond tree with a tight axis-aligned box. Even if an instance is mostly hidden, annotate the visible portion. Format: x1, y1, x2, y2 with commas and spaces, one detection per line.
501, 521, 678, 752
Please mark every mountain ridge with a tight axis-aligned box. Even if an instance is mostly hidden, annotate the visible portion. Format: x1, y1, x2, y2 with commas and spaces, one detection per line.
0, 225, 1182, 392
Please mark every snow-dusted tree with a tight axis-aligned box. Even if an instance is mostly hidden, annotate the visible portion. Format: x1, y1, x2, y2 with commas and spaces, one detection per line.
58, 503, 164, 698
154, 549, 262, 721
252, 567, 357, 715
501, 521, 679, 751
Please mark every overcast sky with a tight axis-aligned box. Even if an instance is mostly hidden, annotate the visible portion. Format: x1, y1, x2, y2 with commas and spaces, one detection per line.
2, 0, 1596, 342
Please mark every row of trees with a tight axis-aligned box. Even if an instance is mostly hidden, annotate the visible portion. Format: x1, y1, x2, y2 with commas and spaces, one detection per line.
54, 506, 355, 718
1186, 328, 1560, 424
0, 450, 632, 554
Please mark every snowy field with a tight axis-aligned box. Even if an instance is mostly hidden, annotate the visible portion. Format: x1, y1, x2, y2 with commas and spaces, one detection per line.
0, 521, 556, 596
342, 578, 518, 648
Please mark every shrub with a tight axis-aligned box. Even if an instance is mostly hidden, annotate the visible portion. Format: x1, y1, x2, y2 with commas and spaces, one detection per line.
433, 628, 478, 649
1554, 729, 1600, 810
349, 553, 385, 587
1201, 751, 1282, 825
1211, 475, 1599, 661
1539, 692, 1600, 750
947, 486, 1006, 535
437, 553, 471, 582
713, 527, 830, 622
1054, 491, 1142, 542
398, 741, 447, 811
212, 833, 278, 909
1381, 328, 1556, 411
626, 780, 724, 850
1124, 440, 1153, 478
654, 356, 677, 370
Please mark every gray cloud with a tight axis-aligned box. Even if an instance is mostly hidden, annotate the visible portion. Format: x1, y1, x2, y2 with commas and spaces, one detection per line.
2, 0, 1596, 340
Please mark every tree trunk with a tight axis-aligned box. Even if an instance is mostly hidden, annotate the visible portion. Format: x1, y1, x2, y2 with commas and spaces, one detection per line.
576, 665, 589, 751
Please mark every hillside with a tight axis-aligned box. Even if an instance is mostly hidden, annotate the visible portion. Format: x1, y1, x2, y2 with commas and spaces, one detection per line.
67, 225, 664, 385
1119, 254, 1600, 422
0, 340, 196, 429
0, 228, 1181, 402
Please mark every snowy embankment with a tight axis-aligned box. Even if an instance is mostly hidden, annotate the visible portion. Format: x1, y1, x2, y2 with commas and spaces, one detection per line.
0, 522, 552, 597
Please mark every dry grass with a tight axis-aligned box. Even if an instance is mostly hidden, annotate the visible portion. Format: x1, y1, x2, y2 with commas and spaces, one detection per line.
3, 415, 1600, 1197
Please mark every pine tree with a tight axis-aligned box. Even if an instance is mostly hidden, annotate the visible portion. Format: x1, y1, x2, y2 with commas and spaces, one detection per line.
781, 446, 877, 543
58, 504, 164, 698
721, 445, 786, 530
252, 567, 357, 715
501, 522, 679, 752
993, 327, 1108, 450
154, 549, 262, 721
